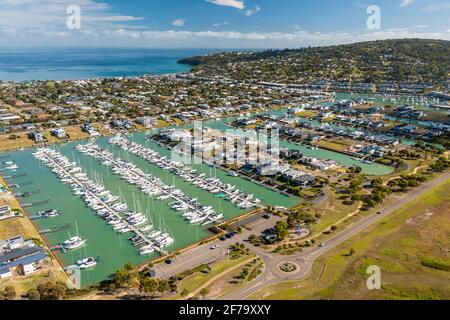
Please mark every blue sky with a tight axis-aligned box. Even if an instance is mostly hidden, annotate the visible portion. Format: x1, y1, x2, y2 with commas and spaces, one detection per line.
0, 0, 449, 48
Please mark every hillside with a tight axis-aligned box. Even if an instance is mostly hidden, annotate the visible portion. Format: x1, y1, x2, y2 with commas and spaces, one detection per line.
179, 39, 450, 87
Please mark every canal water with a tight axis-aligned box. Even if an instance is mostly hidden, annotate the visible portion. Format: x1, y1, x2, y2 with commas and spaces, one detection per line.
0, 112, 395, 286
1, 131, 299, 287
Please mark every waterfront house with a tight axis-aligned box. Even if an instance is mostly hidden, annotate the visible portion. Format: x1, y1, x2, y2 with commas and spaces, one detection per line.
0, 246, 47, 279
51, 128, 67, 138
0, 205, 12, 220
256, 164, 290, 176
0, 235, 35, 252
29, 131, 44, 143
136, 116, 156, 128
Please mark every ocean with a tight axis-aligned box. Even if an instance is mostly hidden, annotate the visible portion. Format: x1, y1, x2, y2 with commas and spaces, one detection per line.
0, 48, 213, 82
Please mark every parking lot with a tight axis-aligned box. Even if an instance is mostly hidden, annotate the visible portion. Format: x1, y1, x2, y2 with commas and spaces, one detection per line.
152, 213, 280, 279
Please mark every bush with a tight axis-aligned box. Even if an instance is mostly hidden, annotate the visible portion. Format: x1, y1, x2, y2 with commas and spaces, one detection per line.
420, 257, 450, 272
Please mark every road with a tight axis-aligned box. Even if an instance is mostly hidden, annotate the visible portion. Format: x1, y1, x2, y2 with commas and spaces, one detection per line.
222, 172, 450, 300
152, 214, 282, 279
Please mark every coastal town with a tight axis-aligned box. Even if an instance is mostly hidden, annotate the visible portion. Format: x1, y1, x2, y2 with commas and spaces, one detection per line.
0, 38, 449, 301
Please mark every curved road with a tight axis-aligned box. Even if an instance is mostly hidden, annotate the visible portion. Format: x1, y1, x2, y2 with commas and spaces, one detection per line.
222, 172, 450, 300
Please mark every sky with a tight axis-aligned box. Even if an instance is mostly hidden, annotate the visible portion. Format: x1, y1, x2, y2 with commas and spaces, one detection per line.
0, 0, 449, 48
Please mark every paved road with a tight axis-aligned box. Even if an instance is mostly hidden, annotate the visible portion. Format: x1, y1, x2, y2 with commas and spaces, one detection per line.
153, 215, 281, 278
222, 172, 450, 300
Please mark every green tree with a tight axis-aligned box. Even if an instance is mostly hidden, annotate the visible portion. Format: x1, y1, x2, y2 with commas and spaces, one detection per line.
140, 278, 159, 297
24, 289, 41, 300
200, 288, 209, 298
274, 221, 289, 241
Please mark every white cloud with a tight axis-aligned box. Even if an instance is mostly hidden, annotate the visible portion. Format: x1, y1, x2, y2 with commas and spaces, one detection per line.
206, 0, 245, 10
400, 0, 414, 7
423, 2, 450, 12
91, 29, 450, 48
245, 5, 261, 16
213, 22, 229, 27
0, 0, 143, 33
172, 19, 185, 27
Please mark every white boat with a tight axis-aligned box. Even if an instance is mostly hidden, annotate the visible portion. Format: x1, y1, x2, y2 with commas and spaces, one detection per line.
63, 236, 87, 251
77, 257, 97, 269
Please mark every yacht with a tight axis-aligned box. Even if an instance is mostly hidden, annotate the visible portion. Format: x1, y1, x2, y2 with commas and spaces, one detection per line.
38, 209, 60, 218
77, 257, 97, 269
63, 236, 87, 251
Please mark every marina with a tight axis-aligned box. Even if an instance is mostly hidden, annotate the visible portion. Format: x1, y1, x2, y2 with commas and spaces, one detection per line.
1, 131, 299, 287
76, 142, 226, 227
109, 136, 262, 210
0, 107, 401, 287
33, 148, 173, 256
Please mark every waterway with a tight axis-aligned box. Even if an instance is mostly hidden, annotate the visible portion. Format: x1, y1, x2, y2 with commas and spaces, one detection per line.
0, 111, 396, 286
1, 130, 299, 287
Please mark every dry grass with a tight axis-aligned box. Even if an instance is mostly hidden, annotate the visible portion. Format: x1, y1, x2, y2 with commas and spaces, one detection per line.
250, 177, 450, 300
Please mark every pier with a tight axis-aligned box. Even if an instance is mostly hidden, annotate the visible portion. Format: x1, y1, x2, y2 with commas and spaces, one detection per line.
34, 148, 167, 255
77, 143, 222, 225
110, 136, 262, 210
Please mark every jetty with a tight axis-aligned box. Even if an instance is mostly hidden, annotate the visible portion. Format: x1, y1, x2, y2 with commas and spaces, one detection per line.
33, 148, 170, 255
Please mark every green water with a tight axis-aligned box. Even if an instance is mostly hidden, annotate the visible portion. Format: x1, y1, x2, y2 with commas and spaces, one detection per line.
0, 111, 395, 287
2, 132, 299, 287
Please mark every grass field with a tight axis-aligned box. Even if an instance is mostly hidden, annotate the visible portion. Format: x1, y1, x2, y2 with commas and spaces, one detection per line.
249, 177, 450, 300
317, 139, 352, 153
167, 255, 255, 300
203, 257, 264, 299
295, 111, 318, 118
0, 268, 68, 297
0, 133, 35, 152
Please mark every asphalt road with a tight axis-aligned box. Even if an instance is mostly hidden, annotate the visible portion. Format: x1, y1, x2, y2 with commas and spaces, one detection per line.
222, 172, 450, 300
152, 215, 281, 279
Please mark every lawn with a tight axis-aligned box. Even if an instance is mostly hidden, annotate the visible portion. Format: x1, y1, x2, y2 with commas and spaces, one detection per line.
309, 189, 360, 235
317, 139, 352, 153
203, 257, 264, 299
0, 268, 68, 297
168, 255, 254, 300
0, 133, 35, 152
295, 111, 317, 118
249, 177, 450, 300
0, 217, 41, 240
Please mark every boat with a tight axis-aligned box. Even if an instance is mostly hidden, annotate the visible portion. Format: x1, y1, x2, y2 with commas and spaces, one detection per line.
63, 236, 87, 251
38, 209, 61, 218
77, 257, 97, 269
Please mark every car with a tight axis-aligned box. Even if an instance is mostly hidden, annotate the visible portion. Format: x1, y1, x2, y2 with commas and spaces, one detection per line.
262, 214, 271, 220
210, 244, 221, 250
318, 243, 325, 247
376, 211, 382, 215
219, 236, 227, 241
165, 259, 173, 265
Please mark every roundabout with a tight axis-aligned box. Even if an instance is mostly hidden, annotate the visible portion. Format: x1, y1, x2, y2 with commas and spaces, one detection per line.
278, 261, 299, 274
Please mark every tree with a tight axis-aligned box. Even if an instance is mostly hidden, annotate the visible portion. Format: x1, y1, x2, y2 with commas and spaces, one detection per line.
330, 225, 338, 232
24, 289, 41, 300
199, 288, 209, 298
140, 278, 159, 297
114, 264, 135, 288
158, 279, 170, 296
180, 288, 189, 298
274, 221, 289, 241
37, 282, 67, 300
3, 286, 16, 300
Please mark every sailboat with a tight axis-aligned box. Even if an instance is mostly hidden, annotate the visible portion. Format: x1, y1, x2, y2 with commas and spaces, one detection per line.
63, 222, 87, 251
